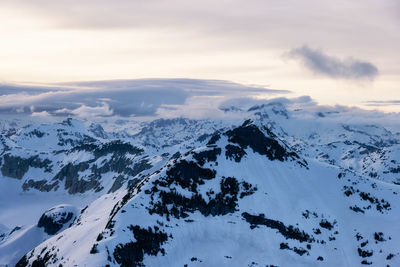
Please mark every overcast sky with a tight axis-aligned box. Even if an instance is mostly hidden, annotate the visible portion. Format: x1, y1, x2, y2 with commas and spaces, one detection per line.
0, 0, 399, 113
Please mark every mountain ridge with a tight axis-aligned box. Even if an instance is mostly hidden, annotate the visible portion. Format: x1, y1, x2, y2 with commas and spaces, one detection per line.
0, 103, 399, 266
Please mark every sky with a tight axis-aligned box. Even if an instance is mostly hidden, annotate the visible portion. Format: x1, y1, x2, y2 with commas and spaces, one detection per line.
0, 0, 399, 115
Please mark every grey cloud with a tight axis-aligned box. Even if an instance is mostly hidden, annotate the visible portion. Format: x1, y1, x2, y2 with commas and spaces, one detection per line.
364, 100, 400, 106
289, 46, 379, 80
219, 95, 314, 111
0, 83, 64, 95
6, 0, 398, 52
0, 79, 288, 118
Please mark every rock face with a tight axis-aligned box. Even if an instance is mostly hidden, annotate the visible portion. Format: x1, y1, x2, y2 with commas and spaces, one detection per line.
225, 122, 305, 167
1, 132, 152, 194
1, 154, 52, 180
242, 212, 314, 243
37, 205, 78, 235
225, 122, 293, 161
113, 225, 168, 267
225, 144, 246, 162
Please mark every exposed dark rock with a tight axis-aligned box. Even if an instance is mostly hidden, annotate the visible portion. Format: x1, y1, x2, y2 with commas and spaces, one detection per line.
359, 192, 391, 213
113, 225, 168, 267
148, 176, 254, 220
359, 192, 376, 203
91, 154, 151, 177
225, 144, 246, 162
355, 233, 363, 241
293, 247, 308, 256
90, 243, 99, 254
96, 232, 104, 241
319, 219, 336, 231
54, 142, 152, 194
72, 141, 143, 158
62, 118, 74, 126
145, 157, 256, 220
350, 205, 365, 213
170, 152, 181, 160
126, 159, 153, 177
225, 124, 298, 162
56, 126, 97, 147
314, 228, 321, 235
16, 248, 55, 267
25, 129, 45, 138
163, 160, 216, 193
361, 260, 372, 265
207, 133, 221, 145
37, 207, 75, 235
374, 232, 386, 242
15, 255, 29, 267
280, 243, 290, 250
192, 147, 221, 166
358, 248, 373, 258
302, 210, 318, 219
1, 154, 52, 179
9, 226, 22, 235
242, 212, 314, 243
343, 186, 355, 197
108, 175, 126, 193
53, 162, 100, 194
239, 181, 257, 198
279, 242, 308, 256
127, 178, 141, 189
389, 166, 400, 173
386, 253, 395, 260
197, 134, 210, 143
22, 179, 59, 192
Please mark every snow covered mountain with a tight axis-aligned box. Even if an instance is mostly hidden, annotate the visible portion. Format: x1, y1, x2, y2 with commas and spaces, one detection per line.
0, 101, 399, 266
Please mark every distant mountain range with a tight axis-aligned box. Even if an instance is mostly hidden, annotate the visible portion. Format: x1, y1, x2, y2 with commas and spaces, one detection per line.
0, 101, 399, 266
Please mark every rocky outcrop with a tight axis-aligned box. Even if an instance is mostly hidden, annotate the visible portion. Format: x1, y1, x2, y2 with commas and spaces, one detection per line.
113, 225, 168, 267
242, 212, 314, 243
1, 154, 52, 179
22, 179, 59, 192
37, 205, 77, 235
225, 123, 299, 162
147, 157, 256, 220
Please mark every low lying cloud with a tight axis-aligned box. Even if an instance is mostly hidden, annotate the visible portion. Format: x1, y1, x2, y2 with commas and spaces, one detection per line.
364, 100, 400, 106
219, 95, 315, 111
289, 46, 378, 80
0, 79, 289, 118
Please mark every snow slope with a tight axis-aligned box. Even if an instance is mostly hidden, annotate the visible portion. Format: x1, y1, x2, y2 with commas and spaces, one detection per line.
14, 120, 400, 267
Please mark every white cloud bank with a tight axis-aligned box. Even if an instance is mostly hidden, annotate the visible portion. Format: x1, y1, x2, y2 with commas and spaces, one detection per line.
0, 79, 289, 118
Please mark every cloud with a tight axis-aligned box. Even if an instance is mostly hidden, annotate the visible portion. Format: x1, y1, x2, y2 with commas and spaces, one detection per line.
0, 83, 58, 95
55, 102, 114, 117
289, 46, 378, 80
0, 79, 288, 118
5, 0, 398, 52
218, 95, 315, 112
31, 111, 51, 117
364, 100, 400, 106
